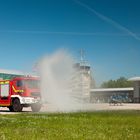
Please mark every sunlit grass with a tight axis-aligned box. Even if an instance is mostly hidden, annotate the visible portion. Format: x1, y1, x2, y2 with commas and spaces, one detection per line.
0, 110, 140, 140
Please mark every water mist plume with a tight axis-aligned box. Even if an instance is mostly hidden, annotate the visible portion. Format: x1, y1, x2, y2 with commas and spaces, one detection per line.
38, 50, 84, 112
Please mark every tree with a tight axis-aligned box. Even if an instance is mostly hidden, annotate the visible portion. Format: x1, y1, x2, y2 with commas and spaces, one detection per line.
101, 77, 132, 88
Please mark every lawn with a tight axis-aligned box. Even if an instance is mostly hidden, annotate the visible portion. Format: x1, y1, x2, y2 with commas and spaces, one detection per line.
0, 110, 140, 140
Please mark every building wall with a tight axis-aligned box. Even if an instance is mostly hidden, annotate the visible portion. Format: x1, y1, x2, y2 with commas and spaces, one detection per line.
0, 73, 22, 80
90, 90, 133, 103
71, 69, 91, 102
133, 81, 140, 103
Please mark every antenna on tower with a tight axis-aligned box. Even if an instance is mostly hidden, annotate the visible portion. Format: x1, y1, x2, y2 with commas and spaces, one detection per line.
80, 49, 85, 62
79, 49, 91, 68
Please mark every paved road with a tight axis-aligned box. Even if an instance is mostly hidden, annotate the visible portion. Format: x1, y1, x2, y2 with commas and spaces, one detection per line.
0, 103, 140, 114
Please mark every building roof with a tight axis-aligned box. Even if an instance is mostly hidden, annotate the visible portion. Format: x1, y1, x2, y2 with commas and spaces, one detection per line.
91, 87, 134, 92
0, 69, 36, 76
0, 69, 25, 75
128, 77, 140, 81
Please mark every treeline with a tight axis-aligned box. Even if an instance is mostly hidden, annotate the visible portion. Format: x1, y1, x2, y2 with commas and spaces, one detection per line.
101, 77, 132, 88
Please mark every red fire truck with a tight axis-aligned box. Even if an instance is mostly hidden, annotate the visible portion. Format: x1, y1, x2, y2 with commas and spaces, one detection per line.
0, 76, 42, 112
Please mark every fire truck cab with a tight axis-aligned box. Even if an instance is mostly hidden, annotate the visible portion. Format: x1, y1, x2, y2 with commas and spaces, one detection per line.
0, 76, 42, 112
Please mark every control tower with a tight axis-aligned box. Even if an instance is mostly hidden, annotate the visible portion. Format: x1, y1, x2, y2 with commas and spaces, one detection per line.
71, 49, 95, 103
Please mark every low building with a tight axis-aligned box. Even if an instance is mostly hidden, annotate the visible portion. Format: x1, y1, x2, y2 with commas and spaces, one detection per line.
0, 69, 25, 80
90, 88, 134, 103
129, 77, 140, 103
0, 69, 35, 80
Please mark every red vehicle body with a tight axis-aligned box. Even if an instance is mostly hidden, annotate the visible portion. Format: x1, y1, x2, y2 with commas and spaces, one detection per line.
0, 76, 41, 112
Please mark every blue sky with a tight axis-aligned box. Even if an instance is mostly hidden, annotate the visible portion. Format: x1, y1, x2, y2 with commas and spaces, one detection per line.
0, 0, 140, 85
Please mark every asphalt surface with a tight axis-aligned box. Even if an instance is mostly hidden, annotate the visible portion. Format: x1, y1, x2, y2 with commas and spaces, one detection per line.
0, 103, 140, 114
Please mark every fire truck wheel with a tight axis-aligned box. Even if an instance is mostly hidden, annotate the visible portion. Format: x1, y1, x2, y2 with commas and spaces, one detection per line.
12, 98, 23, 112
8, 106, 14, 112
31, 103, 42, 112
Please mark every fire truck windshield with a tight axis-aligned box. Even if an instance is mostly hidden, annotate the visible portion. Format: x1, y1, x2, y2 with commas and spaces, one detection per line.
24, 80, 40, 89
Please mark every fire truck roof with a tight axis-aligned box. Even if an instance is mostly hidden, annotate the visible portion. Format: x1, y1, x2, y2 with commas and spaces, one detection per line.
12, 76, 39, 81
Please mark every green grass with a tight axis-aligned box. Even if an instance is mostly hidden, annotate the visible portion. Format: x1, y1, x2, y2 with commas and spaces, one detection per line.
0, 110, 140, 140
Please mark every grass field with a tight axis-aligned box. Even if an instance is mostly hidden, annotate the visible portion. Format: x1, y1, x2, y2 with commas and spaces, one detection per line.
0, 110, 140, 140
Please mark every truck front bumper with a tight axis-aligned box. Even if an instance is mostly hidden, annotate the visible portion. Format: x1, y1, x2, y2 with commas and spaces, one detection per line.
20, 97, 41, 104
